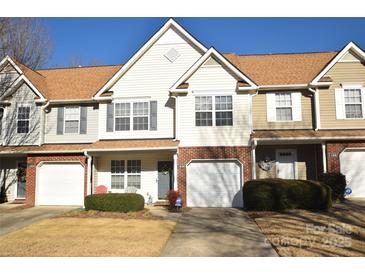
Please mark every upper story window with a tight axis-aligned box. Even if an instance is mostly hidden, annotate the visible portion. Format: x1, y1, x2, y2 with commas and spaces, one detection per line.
17, 106, 30, 134
275, 93, 293, 121
344, 88, 363, 118
133, 102, 149, 130
64, 106, 80, 133
110, 159, 141, 190
115, 103, 130, 131
195, 95, 233, 127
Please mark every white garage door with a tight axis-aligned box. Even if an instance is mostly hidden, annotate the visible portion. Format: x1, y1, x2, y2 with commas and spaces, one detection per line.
36, 162, 85, 206
187, 160, 243, 207
340, 149, 365, 198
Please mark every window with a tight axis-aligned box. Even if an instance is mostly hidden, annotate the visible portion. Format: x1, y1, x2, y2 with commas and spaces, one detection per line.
110, 160, 141, 190
115, 103, 130, 131
344, 88, 363, 118
64, 106, 80, 133
111, 160, 125, 189
127, 160, 141, 189
215, 96, 233, 126
17, 106, 30, 133
195, 96, 233, 126
195, 96, 213, 126
275, 93, 293, 121
133, 102, 149, 130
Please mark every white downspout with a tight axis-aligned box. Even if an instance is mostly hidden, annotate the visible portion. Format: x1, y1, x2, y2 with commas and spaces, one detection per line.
171, 95, 178, 141
309, 87, 320, 131
84, 150, 92, 195
173, 152, 178, 190
249, 90, 259, 135
39, 101, 50, 146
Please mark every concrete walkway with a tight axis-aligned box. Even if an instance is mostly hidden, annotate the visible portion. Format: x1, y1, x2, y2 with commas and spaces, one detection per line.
161, 208, 278, 257
0, 204, 78, 236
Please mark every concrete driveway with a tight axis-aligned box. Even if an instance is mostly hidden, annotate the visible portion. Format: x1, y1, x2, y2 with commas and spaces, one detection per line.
0, 204, 78, 236
161, 208, 278, 257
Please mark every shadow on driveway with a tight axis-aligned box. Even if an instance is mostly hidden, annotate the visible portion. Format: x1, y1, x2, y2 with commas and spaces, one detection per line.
161, 208, 278, 257
0, 205, 79, 236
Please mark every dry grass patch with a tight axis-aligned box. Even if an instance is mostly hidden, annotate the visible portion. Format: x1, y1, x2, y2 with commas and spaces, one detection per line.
62, 209, 154, 219
250, 200, 365, 257
0, 217, 176, 256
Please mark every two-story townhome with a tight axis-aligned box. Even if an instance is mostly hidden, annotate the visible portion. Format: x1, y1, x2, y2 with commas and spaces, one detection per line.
0, 19, 364, 208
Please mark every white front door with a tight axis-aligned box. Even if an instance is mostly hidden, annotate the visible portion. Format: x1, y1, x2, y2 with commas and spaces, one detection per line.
276, 149, 297, 179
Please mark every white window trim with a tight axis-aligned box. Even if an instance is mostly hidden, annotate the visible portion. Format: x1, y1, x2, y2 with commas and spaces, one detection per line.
17, 104, 31, 134
275, 92, 293, 122
110, 159, 141, 190
113, 100, 150, 131
132, 102, 150, 131
342, 85, 365, 120
64, 106, 80, 134
195, 95, 233, 127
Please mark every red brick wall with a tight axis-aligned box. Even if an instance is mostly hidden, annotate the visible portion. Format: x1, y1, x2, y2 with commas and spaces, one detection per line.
25, 154, 87, 206
326, 141, 365, 173
177, 146, 252, 205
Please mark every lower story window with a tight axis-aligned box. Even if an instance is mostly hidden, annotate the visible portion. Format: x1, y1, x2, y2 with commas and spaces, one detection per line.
110, 160, 141, 190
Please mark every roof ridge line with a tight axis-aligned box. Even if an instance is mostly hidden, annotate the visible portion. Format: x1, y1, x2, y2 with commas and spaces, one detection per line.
36, 63, 124, 71
224, 51, 339, 57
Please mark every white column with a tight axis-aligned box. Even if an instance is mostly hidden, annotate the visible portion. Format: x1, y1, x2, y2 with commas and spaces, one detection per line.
173, 152, 178, 190
322, 143, 327, 173
251, 140, 257, 180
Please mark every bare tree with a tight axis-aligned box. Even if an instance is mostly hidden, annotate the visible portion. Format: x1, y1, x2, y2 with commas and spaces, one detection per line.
0, 18, 50, 202
0, 18, 52, 69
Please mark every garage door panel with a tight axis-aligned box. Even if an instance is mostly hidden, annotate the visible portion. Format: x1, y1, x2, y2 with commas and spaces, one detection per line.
340, 150, 365, 198
187, 160, 243, 208
37, 163, 84, 206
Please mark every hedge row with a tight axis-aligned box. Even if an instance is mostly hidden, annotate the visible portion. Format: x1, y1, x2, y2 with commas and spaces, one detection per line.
243, 179, 332, 211
84, 193, 144, 212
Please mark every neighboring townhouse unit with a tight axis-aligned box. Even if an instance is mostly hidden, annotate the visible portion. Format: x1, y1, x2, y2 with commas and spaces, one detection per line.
0, 19, 364, 208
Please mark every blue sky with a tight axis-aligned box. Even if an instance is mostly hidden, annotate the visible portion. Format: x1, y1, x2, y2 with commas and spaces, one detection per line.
42, 17, 365, 68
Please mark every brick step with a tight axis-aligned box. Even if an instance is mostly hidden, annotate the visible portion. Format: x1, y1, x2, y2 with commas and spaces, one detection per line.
153, 200, 169, 206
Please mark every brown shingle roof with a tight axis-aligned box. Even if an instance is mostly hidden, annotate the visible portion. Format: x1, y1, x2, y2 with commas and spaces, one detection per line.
36, 65, 122, 100
224, 52, 338, 85
0, 139, 179, 153
252, 130, 365, 139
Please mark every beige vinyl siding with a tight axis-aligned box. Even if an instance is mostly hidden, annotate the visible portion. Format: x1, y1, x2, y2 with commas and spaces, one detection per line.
94, 151, 173, 202
252, 90, 313, 129
319, 61, 365, 128
178, 62, 251, 147
99, 27, 202, 140
44, 104, 99, 143
340, 51, 361, 62
2, 83, 41, 145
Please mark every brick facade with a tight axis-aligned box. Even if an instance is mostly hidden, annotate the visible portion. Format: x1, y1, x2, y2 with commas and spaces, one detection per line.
177, 146, 252, 205
25, 154, 87, 206
326, 141, 365, 173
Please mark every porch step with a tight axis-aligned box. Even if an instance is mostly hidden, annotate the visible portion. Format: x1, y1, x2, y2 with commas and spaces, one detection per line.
154, 200, 170, 207
12, 199, 26, 204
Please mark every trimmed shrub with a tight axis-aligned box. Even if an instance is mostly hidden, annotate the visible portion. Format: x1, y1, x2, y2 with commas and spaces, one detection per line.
84, 193, 144, 212
243, 179, 332, 211
318, 173, 346, 202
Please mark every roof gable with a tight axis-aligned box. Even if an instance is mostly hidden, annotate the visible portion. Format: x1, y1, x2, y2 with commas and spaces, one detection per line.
170, 47, 257, 93
311, 42, 365, 85
93, 18, 208, 99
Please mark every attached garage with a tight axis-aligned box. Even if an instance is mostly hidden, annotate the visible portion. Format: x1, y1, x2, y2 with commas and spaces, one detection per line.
186, 160, 243, 207
340, 149, 365, 198
36, 162, 85, 206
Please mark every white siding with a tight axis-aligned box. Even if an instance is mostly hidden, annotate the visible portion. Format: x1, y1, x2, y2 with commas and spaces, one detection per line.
94, 151, 173, 203
44, 104, 99, 143
178, 64, 251, 146
2, 83, 41, 146
98, 27, 202, 140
